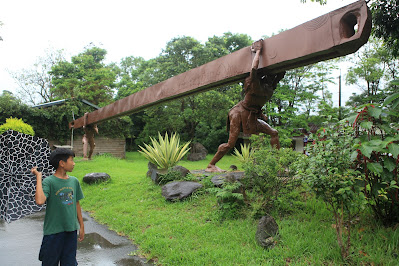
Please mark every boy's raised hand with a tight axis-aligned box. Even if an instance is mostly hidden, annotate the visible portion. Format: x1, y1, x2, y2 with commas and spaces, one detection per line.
31, 167, 42, 179
31, 167, 41, 176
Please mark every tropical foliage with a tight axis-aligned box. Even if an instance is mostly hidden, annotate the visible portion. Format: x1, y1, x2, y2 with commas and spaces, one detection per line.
138, 132, 191, 170
350, 104, 399, 226
232, 143, 254, 165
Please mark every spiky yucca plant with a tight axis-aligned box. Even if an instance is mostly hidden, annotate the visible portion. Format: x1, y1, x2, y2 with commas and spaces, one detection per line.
232, 143, 254, 165
138, 132, 191, 170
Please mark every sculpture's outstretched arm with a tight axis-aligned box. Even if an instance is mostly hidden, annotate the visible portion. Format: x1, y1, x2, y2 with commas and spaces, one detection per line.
249, 39, 263, 79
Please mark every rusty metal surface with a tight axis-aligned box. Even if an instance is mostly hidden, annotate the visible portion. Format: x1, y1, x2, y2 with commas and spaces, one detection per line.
70, 0, 371, 129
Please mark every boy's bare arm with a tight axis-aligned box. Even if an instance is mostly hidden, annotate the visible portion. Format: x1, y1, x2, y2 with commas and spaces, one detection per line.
77, 201, 85, 242
31, 167, 46, 205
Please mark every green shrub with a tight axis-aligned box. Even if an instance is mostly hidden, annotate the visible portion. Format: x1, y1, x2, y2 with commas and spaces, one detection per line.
242, 144, 302, 213
207, 180, 245, 220
350, 104, 399, 226
296, 118, 366, 261
0, 117, 35, 136
138, 132, 191, 170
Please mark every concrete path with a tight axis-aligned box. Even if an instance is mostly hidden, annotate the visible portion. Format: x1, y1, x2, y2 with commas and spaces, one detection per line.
0, 211, 153, 266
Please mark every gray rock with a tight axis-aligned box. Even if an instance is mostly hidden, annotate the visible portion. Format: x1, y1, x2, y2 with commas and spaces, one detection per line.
146, 162, 158, 177
150, 169, 161, 184
191, 142, 208, 154
187, 143, 207, 161
147, 164, 190, 184
171, 165, 190, 177
255, 215, 279, 249
146, 162, 165, 184
83, 173, 111, 184
161, 181, 203, 201
187, 152, 207, 161
211, 172, 245, 187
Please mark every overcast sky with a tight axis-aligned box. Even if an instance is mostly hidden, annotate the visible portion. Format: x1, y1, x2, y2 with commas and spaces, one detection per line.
0, 0, 359, 105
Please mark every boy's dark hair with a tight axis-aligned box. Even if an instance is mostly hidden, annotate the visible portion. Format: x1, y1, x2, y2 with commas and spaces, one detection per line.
49, 148, 75, 169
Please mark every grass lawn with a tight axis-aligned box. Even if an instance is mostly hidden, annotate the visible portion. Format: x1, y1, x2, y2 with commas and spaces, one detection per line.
72, 152, 399, 265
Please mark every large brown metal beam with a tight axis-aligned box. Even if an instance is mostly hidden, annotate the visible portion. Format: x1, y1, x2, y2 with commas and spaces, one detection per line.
70, 0, 371, 129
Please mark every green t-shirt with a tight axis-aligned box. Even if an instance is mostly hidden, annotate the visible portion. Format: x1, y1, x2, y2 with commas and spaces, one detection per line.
42, 175, 84, 235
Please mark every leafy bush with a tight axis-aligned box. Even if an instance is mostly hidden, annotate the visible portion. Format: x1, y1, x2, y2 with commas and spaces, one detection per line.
207, 180, 245, 220
350, 104, 399, 226
242, 141, 302, 214
296, 118, 366, 260
250, 129, 294, 148
138, 132, 191, 170
384, 79, 399, 112
0, 117, 35, 136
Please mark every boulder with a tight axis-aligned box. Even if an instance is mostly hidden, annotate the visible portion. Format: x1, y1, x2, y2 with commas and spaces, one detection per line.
211, 172, 245, 187
146, 162, 166, 184
187, 143, 207, 161
150, 169, 161, 184
162, 181, 203, 201
147, 163, 190, 184
83, 173, 111, 184
146, 162, 158, 177
191, 142, 208, 154
171, 165, 190, 177
187, 152, 207, 161
255, 215, 279, 249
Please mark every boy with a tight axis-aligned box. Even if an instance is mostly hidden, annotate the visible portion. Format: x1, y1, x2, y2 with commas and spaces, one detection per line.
31, 148, 84, 265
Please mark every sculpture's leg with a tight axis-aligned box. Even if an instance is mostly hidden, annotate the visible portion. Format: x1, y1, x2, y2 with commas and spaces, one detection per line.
206, 116, 240, 172
82, 135, 88, 160
88, 138, 96, 160
257, 119, 280, 149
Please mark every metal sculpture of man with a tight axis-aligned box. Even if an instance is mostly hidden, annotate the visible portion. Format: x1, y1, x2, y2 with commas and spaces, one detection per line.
206, 40, 285, 172
82, 113, 98, 160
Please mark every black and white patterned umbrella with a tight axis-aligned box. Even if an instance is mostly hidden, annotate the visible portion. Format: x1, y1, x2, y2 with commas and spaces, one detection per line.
0, 130, 54, 223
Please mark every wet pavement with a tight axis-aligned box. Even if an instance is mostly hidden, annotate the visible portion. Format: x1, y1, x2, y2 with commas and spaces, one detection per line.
0, 211, 153, 266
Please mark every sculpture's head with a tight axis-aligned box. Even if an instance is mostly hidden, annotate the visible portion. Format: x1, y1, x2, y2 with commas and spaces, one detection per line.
260, 75, 276, 88
261, 71, 286, 90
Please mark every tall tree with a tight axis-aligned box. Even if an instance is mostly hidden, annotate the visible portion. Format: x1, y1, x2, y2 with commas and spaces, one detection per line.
51, 45, 116, 106
114, 56, 157, 100
9, 48, 65, 105
370, 0, 399, 57
345, 38, 388, 106
263, 58, 337, 147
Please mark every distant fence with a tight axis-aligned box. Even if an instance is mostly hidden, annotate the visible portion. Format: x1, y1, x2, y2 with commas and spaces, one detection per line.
48, 135, 126, 158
